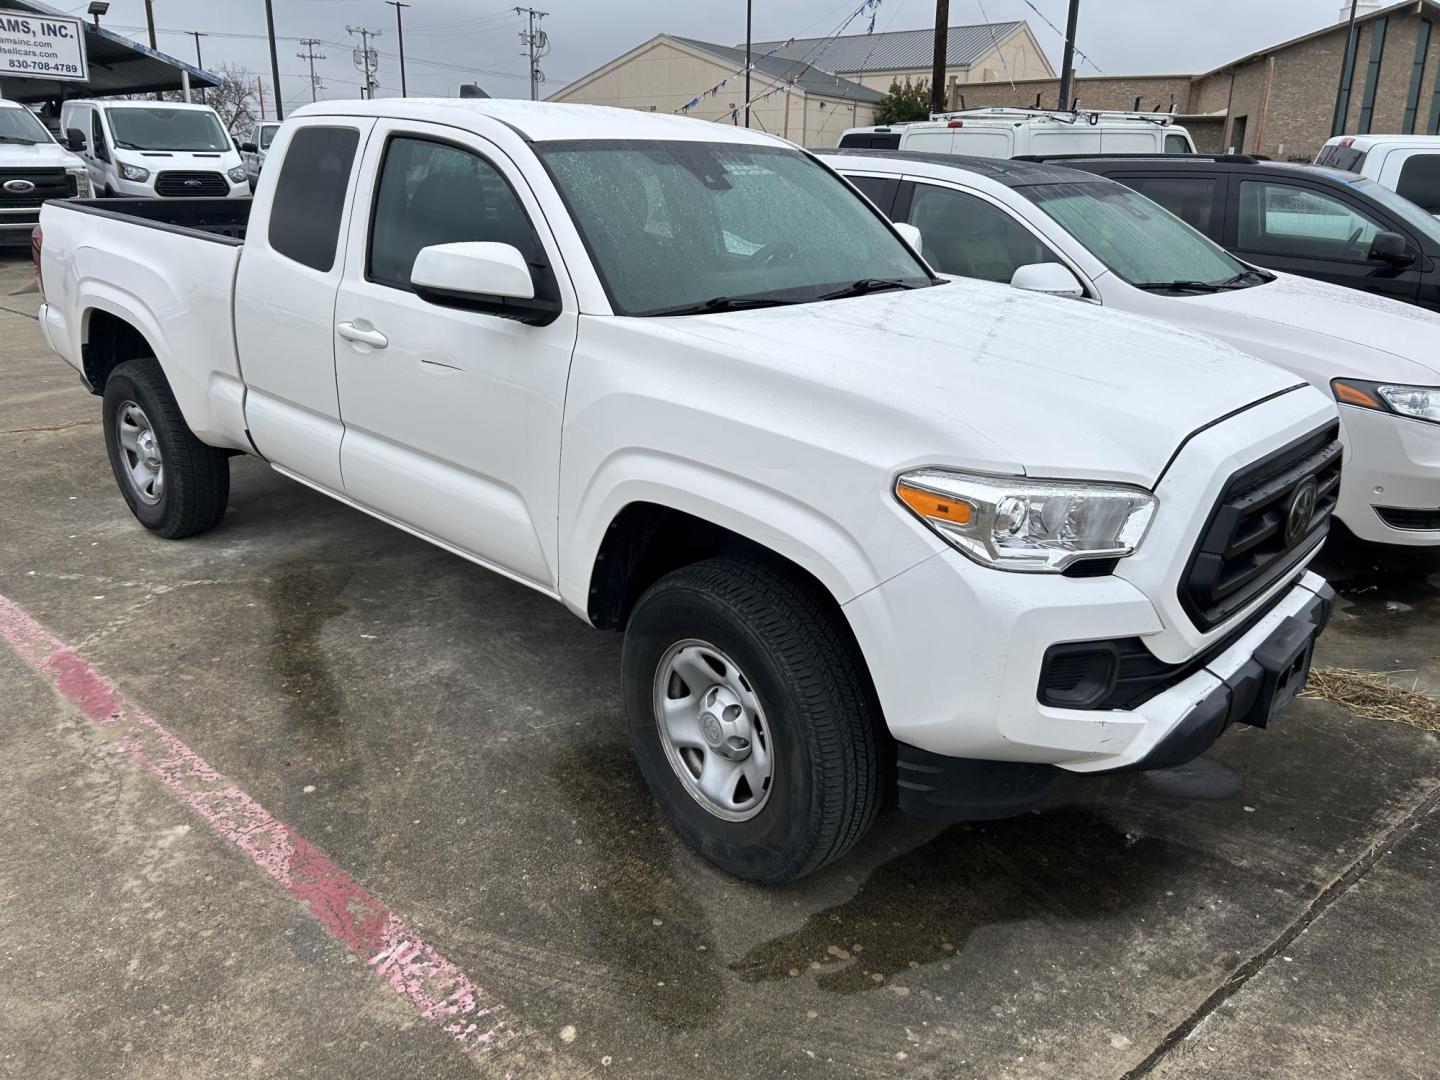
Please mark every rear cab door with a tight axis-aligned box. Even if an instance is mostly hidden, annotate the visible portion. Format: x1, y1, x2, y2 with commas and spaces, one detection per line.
1222, 171, 1423, 303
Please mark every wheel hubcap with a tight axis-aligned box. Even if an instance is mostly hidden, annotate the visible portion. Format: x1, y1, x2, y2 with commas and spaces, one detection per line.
653, 640, 773, 822
116, 401, 164, 505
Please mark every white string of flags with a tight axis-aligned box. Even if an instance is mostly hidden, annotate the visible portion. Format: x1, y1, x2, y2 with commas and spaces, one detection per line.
676, 0, 883, 119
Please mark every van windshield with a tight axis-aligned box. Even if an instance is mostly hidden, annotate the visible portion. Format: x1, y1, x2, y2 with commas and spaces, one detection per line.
536, 140, 934, 316
0, 107, 53, 145
105, 107, 230, 152
259, 124, 280, 149
1022, 181, 1258, 291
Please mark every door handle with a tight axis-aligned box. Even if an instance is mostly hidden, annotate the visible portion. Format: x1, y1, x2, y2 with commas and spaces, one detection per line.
337, 322, 389, 349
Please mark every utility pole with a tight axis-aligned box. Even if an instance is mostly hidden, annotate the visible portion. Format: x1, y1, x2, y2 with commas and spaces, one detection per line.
187, 30, 207, 104
1332, 0, 1361, 136
745, 0, 752, 127
929, 0, 949, 116
1056, 0, 1081, 110
348, 26, 381, 100
385, 2, 410, 98
298, 39, 327, 103
263, 0, 284, 120
144, 0, 160, 100
257, 76, 267, 120
515, 7, 549, 101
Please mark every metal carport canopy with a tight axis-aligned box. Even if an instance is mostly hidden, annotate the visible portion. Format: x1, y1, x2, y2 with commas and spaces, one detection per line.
0, 0, 220, 102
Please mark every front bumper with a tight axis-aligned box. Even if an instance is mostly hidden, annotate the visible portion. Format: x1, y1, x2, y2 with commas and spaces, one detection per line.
1338, 405, 1440, 545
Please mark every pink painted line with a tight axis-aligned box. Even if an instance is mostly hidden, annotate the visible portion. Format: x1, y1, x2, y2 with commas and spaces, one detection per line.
0, 591, 513, 1053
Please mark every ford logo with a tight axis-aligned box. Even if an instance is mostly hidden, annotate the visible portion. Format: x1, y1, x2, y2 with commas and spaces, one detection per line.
183, 179, 203, 187
2, 179, 36, 194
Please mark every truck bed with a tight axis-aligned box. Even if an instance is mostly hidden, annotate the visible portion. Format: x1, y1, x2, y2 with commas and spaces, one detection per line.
54, 197, 251, 244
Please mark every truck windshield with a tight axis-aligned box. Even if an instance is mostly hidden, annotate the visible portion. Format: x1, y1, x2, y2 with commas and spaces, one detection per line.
1022, 181, 1256, 291
536, 140, 934, 316
259, 124, 279, 149
0, 107, 53, 145
105, 108, 230, 152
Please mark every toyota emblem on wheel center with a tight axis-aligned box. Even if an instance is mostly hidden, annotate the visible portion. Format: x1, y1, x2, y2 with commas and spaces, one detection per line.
2, 179, 36, 194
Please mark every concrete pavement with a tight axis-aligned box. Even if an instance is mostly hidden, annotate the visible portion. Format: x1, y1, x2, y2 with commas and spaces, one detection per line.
1, 253, 1438, 1079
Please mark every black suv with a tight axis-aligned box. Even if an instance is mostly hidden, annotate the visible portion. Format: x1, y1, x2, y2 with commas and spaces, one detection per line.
1023, 154, 1440, 310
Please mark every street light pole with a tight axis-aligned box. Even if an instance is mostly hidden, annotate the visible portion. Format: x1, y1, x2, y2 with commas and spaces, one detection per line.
385, 1, 410, 98
744, 0, 752, 128
187, 30, 207, 104
263, 0, 284, 120
1057, 0, 1080, 110
1331, 0, 1361, 136
929, 0, 949, 115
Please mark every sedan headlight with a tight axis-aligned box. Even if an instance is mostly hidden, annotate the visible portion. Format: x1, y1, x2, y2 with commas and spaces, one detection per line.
1333, 378, 1440, 424
896, 470, 1156, 572
118, 162, 150, 182
227, 165, 248, 183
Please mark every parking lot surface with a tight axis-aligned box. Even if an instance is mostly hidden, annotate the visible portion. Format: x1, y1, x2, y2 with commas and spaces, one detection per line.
1, 253, 1437, 1079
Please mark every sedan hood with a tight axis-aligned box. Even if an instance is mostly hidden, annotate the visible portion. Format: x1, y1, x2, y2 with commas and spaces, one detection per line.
0, 140, 84, 170
1184, 272, 1440, 380
633, 277, 1305, 487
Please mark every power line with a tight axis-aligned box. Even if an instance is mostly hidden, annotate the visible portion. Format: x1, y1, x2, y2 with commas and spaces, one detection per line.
297, 38, 327, 102
514, 7, 549, 101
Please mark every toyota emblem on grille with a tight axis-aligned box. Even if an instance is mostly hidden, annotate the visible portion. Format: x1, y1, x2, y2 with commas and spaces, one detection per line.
2, 179, 36, 194
1284, 478, 1319, 548
183, 179, 203, 187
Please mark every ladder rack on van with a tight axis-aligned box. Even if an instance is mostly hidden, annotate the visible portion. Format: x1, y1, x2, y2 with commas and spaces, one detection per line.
929, 107, 1178, 128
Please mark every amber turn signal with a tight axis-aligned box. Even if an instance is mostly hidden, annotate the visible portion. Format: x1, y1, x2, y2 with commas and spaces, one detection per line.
896, 481, 974, 525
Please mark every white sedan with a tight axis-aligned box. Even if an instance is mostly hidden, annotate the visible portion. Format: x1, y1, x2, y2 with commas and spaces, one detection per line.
823, 150, 1440, 546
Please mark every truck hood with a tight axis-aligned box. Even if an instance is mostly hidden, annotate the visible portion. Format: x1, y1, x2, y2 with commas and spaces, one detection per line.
1183, 272, 1440, 380
634, 277, 1305, 487
0, 141, 84, 170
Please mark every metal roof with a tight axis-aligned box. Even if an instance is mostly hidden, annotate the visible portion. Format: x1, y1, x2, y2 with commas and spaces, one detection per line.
0, 0, 220, 102
671, 37, 884, 102
750, 22, 1026, 75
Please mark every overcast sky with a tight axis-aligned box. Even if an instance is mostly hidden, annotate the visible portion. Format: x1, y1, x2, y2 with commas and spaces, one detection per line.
61, 0, 1353, 111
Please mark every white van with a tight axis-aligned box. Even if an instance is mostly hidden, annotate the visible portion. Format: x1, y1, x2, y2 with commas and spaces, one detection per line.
59, 100, 248, 199
237, 121, 282, 187
838, 108, 1196, 158
1315, 134, 1440, 216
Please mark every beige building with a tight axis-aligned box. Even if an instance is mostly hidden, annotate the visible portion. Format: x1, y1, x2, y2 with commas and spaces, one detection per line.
548, 22, 1054, 143
949, 0, 1440, 160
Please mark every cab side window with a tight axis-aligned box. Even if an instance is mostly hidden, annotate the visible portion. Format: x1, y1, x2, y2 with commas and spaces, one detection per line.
1164, 133, 1192, 154
267, 125, 361, 272
904, 183, 1057, 283
1396, 154, 1440, 215
1125, 176, 1219, 236
1237, 180, 1384, 260
368, 136, 544, 290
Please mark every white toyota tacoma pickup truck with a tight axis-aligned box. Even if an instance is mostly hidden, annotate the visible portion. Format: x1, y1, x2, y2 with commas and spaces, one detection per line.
34, 100, 1341, 883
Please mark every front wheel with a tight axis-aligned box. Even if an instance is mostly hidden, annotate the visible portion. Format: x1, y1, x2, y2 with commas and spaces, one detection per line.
102, 358, 230, 539
622, 557, 884, 884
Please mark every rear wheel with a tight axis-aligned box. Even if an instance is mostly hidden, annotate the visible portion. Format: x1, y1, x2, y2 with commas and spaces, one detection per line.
102, 358, 230, 539
622, 557, 883, 884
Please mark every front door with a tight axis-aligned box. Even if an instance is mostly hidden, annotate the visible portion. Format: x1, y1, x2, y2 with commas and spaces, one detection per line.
1228, 176, 1422, 304
332, 120, 578, 590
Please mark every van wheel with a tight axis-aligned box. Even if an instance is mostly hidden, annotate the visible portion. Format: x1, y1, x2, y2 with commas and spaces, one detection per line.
622, 557, 883, 884
101, 358, 230, 539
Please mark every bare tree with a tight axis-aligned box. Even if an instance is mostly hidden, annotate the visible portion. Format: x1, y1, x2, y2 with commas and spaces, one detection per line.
206, 64, 260, 132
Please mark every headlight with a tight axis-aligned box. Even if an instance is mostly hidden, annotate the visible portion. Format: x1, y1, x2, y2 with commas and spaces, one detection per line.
68, 168, 90, 197
1333, 378, 1440, 424
227, 165, 248, 183
118, 162, 150, 182
895, 470, 1156, 572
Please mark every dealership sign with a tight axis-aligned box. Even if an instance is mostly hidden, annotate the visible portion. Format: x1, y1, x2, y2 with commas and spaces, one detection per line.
0, 9, 88, 81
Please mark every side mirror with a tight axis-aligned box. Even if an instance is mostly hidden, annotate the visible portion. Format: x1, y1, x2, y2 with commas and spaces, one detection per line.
894, 222, 923, 251
410, 241, 561, 325
65, 127, 86, 152
1368, 230, 1415, 267
240, 141, 258, 154
1010, 262, 1085, 299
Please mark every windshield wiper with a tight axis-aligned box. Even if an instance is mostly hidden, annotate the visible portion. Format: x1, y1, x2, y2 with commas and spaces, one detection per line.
1132, 280, 1225, 294
816, 278, 928, 301
648, 294, 804, 317
1217, 267, 1274, 287
0, 135, 44, 145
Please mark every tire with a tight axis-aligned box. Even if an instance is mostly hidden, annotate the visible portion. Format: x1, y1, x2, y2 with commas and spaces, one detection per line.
101, 358, 230, 539
622, 557, 884, 884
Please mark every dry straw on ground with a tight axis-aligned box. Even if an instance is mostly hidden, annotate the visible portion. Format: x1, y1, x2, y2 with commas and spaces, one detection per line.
1302, 666, 1440, 734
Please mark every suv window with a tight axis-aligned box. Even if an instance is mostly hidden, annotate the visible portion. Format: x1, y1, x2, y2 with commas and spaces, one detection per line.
267, 125, 361, 273
368, 136, 544, 290
838, 132, 901, 150
1164, 133, 1192, 154
905, 183, 1056, 283
1237, 180, 1384, 260
1124, 176, 1219, 235
1396, 153, 1440, 214
846, 174, 899, 212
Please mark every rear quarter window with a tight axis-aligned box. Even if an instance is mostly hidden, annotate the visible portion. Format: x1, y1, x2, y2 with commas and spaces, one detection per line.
267, 125, 360, 272
1396, 154, 1440, 214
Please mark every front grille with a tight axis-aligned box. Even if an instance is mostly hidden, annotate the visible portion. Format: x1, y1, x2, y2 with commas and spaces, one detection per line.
1180, 423, 1341, 632
0, 167, 70, 203
155, 171, 229, 197
1376, 506, 1440, 531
